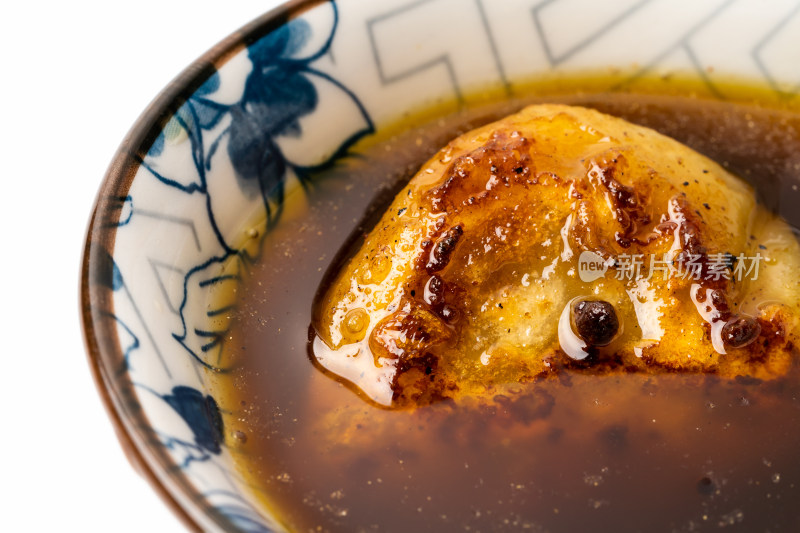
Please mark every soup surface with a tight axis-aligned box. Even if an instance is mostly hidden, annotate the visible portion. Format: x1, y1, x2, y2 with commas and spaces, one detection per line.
209, 78, 800, 532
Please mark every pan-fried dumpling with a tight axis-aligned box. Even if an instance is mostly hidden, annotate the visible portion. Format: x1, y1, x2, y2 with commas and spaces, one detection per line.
312, 105, 800, 408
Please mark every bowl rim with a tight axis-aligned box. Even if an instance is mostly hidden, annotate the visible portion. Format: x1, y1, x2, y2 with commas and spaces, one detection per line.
80, 1, 326, 530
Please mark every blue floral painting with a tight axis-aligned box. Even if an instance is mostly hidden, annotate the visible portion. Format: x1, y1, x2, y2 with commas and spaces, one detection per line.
136, 1, 373, 379
142, 5, 373, 255
122, 1, 374, 530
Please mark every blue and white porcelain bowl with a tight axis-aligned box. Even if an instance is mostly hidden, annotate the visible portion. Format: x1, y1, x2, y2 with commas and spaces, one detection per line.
81, 0, 800, 530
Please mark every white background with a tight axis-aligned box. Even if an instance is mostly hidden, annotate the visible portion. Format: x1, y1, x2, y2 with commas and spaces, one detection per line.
2, 2, 282, 531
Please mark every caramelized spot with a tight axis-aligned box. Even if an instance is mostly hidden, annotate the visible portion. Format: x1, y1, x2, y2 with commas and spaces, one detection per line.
722, 316, 762, 349
424, 275, 445, 305
391, 352, 456, 406
426, 225, 463, 273
369, 299, 452, 362
569, 200, 615, 259
588, 156, 651, 248
669, 195, 706, 257
425, 131, 533, 212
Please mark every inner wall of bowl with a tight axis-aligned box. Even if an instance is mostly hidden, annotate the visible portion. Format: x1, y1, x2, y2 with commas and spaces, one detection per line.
106, 0, 800, 530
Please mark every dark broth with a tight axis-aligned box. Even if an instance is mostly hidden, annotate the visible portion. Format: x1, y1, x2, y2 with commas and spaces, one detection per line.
210, 79, 800, 532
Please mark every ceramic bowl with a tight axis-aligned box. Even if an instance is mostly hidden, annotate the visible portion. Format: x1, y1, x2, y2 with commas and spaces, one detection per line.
81, 0, 800, 530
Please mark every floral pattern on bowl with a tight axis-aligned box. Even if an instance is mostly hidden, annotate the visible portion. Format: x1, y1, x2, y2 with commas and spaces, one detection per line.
82, 0, 800, 530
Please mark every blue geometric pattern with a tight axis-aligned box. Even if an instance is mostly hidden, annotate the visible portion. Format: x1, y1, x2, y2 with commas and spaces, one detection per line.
93, 0, 800, 531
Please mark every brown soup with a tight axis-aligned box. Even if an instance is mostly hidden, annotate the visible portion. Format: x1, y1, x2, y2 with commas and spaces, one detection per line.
209, 77, 800, 532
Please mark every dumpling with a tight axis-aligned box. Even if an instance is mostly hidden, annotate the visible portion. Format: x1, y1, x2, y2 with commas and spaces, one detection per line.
312, 104, 800, 408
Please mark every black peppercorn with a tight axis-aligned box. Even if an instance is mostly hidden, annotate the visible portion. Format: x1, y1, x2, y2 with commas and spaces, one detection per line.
572, 300, 620, 347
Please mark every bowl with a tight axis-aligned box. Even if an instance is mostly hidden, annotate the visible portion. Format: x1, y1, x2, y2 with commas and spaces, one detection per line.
81, 0, 800, 530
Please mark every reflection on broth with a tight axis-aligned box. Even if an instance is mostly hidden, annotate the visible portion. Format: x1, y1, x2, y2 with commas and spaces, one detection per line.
208, 77, 800, 532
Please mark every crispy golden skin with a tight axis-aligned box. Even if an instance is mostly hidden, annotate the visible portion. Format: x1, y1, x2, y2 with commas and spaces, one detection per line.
312, 105, 800, 407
